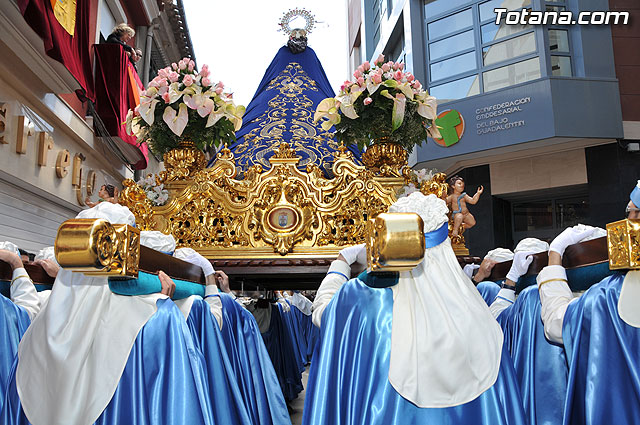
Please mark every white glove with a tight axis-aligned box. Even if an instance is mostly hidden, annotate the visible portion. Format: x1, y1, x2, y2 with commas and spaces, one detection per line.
339, 244, 367, 266
506, 251, 535, 283
173, 248, 215, 277
549, 225, 599, 257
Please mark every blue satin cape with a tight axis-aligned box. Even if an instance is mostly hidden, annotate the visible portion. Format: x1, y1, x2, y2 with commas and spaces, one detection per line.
185, 298, 253, 425
217, 46, 361, 176
302, 276, 527, 425
211, 295, 291, 425
496, 285, 568, 425
0, 291, 30, 413
1, 298, 216, 425
261, 303, 303, 402
476, 280, 502, 306
288, 302, 318, 363
561, 272, 640, 425
280, 302, 307, 371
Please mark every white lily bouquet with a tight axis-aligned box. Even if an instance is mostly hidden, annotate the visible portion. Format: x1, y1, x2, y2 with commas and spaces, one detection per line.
136, 174, 169, 206
125, 58, 246, 156
314, 54, 440, 152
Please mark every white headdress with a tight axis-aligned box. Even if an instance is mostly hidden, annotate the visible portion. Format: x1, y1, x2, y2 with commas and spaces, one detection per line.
387, 192, 503, 408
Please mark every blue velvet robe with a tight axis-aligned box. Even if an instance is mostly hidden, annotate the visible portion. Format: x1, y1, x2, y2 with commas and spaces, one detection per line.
1, 299, 216, 425
497, 285, 568, 425
561, 272, 640, 425
281, 302, 307, 371
288, 302, 318, 363
302, 275, 527, 425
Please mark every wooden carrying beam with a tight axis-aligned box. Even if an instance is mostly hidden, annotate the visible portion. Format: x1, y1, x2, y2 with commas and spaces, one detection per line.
488, 237, 608, 282
0, 261, 56, 285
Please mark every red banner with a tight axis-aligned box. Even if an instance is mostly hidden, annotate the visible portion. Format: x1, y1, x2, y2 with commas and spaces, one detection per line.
19, 0, 95, 100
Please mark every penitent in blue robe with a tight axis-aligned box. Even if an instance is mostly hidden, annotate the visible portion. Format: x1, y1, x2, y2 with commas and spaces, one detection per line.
288, 301, 318, 363
496, 285, 568, 425
302, 274, 527, 425
1, 299, 216, 425
210, 295, 291, 425
0, 290, 30, 414
261, 303, 303, 402
561, 272, 640, 425
185, 298, 254, 425
281, 302, 307, 372
476, 280, 502, 306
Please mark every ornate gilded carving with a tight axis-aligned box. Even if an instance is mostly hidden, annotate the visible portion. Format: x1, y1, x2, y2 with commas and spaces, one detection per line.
123, 142, 398, 258
119, 179, 155, 231
162, 140, 207, 182
361, 142, 409, 178
607, 219, 640, 270
366, 213, 425, 272
55, 219, 140, 277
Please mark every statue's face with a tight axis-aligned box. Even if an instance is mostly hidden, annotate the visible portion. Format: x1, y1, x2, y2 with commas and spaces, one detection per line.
98, 185, 108, 198
454, 179, 465, 192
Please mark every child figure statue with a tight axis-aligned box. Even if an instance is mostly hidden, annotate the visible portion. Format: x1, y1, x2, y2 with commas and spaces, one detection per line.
85, 184, 119, 208
446, 176, 483, 237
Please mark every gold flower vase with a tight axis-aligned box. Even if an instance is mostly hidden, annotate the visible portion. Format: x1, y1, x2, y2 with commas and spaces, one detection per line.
163, 140, 207, 183
361, 141, 408, 178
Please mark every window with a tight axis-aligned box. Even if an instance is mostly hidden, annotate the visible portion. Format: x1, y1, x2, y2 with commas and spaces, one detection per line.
429, 30, 475, 61
481, 22, 531, 44
482, 32, 536, 65
429, 75, 480, 100
548, 29, 569, 52
425, 0, 472, 18
513, 201, 553, 232
431, 51, 477, 81
428, 9, 473, 39
479, 0, 531, 22
483, 57, 541, 91
551, 56, 572, 76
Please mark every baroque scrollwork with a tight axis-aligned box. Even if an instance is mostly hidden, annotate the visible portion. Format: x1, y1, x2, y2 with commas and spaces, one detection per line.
122, 142, 398, 258
607, 219, 640, 270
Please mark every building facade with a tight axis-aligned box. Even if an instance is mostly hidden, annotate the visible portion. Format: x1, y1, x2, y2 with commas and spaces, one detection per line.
0, 0, 194, 253
348, 0, 639, 256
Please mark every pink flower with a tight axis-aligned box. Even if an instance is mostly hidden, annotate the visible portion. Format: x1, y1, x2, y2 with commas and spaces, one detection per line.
412, 80, 422, 90
200, 64, 209, 77
178, 60, 187, 70
216, 81, 224, 89
364, 97, 373, 105
158, 68, 169, 78
215, 86, 224, 95
372, 72, 383, 84
188, 61, 195, 72
202, 77, 211, 87
183, 74, 194, 86
363, 61, 370, 71
162, 92, 171, 103
382, 63, 391, 72
375, 54, 385, 66
357, 65, 365, 74
394, 70, 403, 81
171, 63, 178, 70
398, 63, 405, 71
406, 73, 415, 82
357, 76, 365, 86
392, 62, 400, 71
353, 69, 362, 79
169, 72, 179, 83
